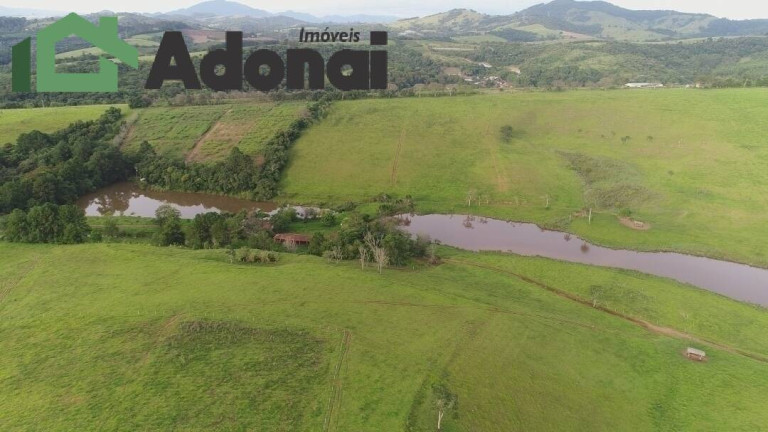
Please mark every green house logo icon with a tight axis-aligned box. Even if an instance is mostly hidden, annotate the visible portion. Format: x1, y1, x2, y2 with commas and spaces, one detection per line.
12, 13, 138, 92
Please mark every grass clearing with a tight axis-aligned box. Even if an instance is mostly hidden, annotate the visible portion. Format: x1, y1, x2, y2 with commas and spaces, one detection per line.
2, 242, 768, 430
281, 89, 768, 266
0, 105, 129, 145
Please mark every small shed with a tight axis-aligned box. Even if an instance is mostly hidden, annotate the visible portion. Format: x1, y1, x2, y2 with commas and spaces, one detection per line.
274, 233, 312, 245
686, 347, 707, 362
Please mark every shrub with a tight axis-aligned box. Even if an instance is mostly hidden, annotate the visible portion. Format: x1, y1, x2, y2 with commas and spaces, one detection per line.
320, 211, 336, 227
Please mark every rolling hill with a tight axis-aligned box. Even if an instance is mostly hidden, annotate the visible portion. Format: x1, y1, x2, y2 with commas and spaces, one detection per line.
281, 89, 768, 267
391, 0, 768, 42
168, 0, 271, 18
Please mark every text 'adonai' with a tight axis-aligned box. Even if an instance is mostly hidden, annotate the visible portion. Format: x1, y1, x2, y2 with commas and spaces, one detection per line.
145, 30, 389, 92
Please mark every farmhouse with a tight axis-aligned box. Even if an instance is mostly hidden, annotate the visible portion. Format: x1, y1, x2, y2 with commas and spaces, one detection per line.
274, 233, 312, 245
686, 347, 707, 362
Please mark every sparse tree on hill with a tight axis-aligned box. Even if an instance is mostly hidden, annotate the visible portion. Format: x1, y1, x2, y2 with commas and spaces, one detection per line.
323, 245, 343, 264
373, 246, 389, 274
434, 385, 458, 431
358, 245, 369, 270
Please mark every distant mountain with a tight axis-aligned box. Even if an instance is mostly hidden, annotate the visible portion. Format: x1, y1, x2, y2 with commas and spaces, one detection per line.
0, 5, 64, 18
391, 0, 768, 41
169, 0, 271, 18
278, 11, 398, 24
164, 0, 396, 23
390, 9, 488, 33
317, 14, 399, 24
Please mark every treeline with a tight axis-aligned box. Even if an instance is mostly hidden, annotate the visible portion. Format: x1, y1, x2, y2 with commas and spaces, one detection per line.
3, 204, 90, 244
0, 107, 131, 213
440, 37, 768, 87
134, 96, 333, 200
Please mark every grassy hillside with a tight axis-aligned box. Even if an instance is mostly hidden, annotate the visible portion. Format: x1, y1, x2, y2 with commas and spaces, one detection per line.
123, 101, 307, 161
2, 242, 768, 430
281, 89, 768, 266
0, 104, 129, 145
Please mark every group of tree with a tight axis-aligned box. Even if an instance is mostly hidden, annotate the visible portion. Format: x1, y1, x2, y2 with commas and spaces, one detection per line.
307, 212, 430, 269
146, 201, 429, 271
0, 107, 131, 214
2, 204, 90, 244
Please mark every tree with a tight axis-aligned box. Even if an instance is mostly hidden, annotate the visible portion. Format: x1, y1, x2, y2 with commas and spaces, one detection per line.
26, 203, 60, 243
499, 125, 517, 142
154, 204, 185, 246
372, 247, 389, 273
307, 232, 326, 256
2, 209, 29, 242
434, 385, 458, 431
358, 244, 369, 270
56, 205, 90, 244
270, 207, 297, 233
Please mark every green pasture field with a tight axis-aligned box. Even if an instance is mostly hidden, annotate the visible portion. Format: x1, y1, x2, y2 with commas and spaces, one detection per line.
2, 242, 768, 431
123, 102, 306, 161
281, 89, 768, 266
0, 104, 130, 145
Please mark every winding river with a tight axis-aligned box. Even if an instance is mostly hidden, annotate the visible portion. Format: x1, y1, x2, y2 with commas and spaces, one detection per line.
77, 183, 768, 306
398, 214, 768, 307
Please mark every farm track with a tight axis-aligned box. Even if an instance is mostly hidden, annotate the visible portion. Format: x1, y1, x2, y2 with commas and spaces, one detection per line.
391, 128, 406, 184
185, 108, 233, 163
116, 112, 140, 148
324, 329, 352, 432
443, 258, 768, 364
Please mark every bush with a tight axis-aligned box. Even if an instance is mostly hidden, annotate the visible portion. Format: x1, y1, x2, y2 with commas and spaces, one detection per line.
270, 207, 298, 233
235, 247, 279, 264
320, 211, 336, 227
103, 217, 120, 238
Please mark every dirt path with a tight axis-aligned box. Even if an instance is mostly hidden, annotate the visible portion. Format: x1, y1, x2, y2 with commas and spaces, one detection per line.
185, 109, 232, 163
115, 112, 139, 149
324, 329, 352, 432
443, 258, 768, 364
391, 128, 406, 184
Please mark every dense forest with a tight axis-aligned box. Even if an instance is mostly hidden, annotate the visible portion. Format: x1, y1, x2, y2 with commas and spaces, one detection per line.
0, 107, 130, 213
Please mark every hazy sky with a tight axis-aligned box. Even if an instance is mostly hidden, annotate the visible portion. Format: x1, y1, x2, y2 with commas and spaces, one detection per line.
3, 0, 768, 20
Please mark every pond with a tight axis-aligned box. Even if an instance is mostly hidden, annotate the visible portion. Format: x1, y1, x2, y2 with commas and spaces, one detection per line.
398, 214, 768, 307
76, 182, 279, 218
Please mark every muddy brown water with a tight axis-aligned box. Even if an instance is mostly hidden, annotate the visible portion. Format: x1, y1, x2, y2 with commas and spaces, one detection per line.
76, 182, 279, 218
77, 184, 768, 306
399, 214, 768, 307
